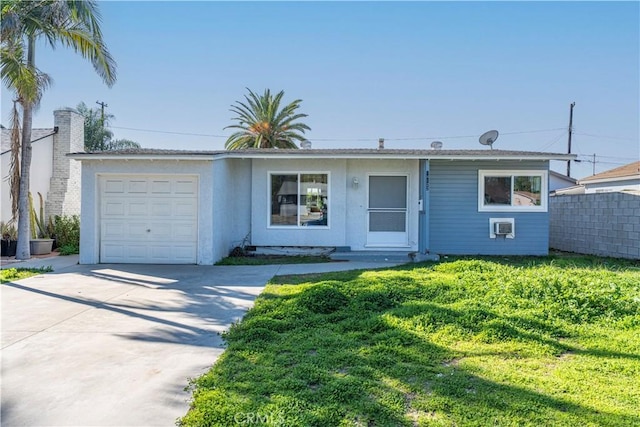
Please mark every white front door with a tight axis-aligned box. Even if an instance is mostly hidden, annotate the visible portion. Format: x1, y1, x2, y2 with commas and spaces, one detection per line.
366, 175, 408, 247
99, 175, 198, 264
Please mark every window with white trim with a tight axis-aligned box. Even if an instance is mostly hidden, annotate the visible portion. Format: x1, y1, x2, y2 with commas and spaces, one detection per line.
269, 173, 329, 227
478, 170, 547, 212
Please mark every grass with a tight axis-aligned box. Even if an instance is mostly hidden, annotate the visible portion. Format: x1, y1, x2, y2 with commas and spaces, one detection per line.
216, 255, 332, 266
181, 255, 640, 426
0, 266, 53, 283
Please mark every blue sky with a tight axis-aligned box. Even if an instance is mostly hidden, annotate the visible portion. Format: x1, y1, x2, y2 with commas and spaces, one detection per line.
2, 1, 638, 179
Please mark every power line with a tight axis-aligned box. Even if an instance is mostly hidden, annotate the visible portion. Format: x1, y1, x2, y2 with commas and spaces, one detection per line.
575, 153, 637, 161
111, 126, 227, 138
594, 161, 631, 166
315, 127, 566, 142
573, 131, 638, 141
536, 131, 567, 152
110, 125, 566, 142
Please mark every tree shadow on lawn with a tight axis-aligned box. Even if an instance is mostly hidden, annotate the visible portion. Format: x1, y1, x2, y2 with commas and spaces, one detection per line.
187, 289, 639, 426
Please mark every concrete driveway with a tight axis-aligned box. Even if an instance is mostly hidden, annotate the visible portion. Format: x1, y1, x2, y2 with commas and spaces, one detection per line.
1, 258, 399, 426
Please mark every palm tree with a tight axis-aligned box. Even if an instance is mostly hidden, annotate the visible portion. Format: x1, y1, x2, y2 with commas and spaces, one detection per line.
1, 0, 116, 259
108, 138, 140, 150
225, 88, 311, 150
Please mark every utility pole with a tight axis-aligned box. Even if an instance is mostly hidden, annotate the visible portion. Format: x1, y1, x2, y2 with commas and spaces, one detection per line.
96, 100, 108, 124
567, 102, 575, 177
574, 153, 597, 176
96, 101, 108, 151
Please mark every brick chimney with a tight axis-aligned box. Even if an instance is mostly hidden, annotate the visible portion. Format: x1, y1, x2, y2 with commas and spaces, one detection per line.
46, 109, 84, 218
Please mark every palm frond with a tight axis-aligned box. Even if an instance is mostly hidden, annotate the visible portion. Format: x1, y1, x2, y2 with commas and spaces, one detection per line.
0, 39, 52, 105
9, 101, 22, 221
225, 88, 311, 150
54, 26, 116, 86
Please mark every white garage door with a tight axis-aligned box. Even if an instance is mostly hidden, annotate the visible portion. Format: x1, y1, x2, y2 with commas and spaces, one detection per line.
100, 175, 198, 264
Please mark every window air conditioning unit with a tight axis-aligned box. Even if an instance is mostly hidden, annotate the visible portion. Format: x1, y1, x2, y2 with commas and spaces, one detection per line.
494, 221, 513, 235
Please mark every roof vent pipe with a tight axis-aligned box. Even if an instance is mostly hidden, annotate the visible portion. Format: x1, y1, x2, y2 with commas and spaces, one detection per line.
300, 140, 312, 149
378, 138, 384, 150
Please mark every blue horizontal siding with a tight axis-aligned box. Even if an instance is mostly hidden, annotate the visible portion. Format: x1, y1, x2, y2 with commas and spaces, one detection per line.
428, 160, 549, 255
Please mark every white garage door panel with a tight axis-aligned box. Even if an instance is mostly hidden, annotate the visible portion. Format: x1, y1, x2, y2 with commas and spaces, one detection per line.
151, 180, 171, 194
128, 245, 148, 262
128, 180, 147, 193
175, 200, 197, 216
129, 202, 148, 216
104, 201, 125, 216
102, 222, 125, 239
168, 245, 197, 262
102, 244, 124, 259
175, 180, 197, 194
102, 243, 195, 264
100, 175, 198, 264
104, 180, 125, 193
150, 201, 172, 217
173, 223, 197, 240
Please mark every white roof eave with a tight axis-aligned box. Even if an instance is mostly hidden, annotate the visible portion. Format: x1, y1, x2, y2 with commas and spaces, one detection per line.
68, 152, 577, 162
579, 175, 640, 185
67, 153, 216, 161
217, 152, 577, 161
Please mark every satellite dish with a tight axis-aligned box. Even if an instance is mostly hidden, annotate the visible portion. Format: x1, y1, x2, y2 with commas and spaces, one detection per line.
430, 141, 443, 150
300, 140, 312, 149
479, 130, 499, 149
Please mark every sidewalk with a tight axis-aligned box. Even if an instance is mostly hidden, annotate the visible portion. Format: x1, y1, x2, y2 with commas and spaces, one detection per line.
0, 253, 79, 271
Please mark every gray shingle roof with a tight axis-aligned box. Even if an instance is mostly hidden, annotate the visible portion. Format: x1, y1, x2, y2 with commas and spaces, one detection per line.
71, 147, 573, 160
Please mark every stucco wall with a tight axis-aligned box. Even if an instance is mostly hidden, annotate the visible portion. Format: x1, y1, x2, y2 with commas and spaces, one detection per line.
550, 192, 640, 259
251, 158, 348, 248
346, 159, 420, 251
212, 158, 251, 260
251, 157, 419, 251
78, 159, 214, 264
583, 179, 640, 194
1, 108, 83, 224
1, 135, 53, 223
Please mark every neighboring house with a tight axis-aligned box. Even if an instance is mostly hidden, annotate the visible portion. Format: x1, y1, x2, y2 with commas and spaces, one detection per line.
549, 170, 578, 193
1, 109, 84, 223
70, 148, 573, 265
578, 161, 640, 194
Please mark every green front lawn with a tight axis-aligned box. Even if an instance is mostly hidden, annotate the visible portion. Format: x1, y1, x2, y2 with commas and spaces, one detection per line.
0, 266, 53, 283
181, 256, 640, 426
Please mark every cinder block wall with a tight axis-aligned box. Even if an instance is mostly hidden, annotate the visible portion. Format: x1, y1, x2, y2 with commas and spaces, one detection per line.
46, 109, 84, 218
550, 192, 640, 259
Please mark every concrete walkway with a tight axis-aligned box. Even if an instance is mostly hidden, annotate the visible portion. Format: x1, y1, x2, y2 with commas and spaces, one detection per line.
1, 258, 401, 426
1, 253, 80, 271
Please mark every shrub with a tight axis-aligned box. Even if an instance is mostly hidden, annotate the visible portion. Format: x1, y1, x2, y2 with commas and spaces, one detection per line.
53, 215, 80, 249
1, 221, 17, 240
58, 244, 79, 255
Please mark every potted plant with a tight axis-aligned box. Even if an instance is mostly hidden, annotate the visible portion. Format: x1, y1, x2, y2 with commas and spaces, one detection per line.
1, 222, 17, 257
29, 193, 54, 255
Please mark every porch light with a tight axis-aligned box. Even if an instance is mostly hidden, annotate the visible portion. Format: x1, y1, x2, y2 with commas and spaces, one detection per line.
352, 177, 359, 189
